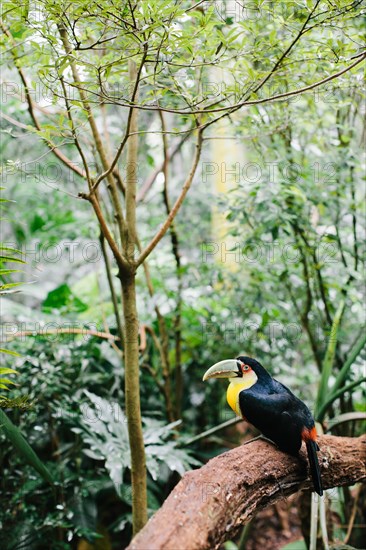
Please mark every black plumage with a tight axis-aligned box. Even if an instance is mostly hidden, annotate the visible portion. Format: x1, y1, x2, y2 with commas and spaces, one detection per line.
236, 356, 323, 496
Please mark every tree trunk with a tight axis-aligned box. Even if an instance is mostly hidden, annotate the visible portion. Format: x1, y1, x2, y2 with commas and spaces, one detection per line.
121, 270, 148, 534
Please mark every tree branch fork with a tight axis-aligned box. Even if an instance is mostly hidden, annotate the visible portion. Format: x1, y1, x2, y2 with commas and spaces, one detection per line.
128, 434, 366, 550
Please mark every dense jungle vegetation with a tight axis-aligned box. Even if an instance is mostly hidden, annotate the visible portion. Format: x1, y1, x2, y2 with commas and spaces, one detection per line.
0, 1, 365, 549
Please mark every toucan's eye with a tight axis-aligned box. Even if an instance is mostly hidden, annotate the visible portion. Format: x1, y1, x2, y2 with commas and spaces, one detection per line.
241, 364, 250, 372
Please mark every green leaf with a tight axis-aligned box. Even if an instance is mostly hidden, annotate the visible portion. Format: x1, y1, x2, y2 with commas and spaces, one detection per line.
0, 246, 23, 254
223, 542, 238, 550
0, 255, 26, 264
42, 283, 88, 313
0, 281, 25, 290
0, 378, 16, 385
0, 348, 21, 356
0, 409, 53, 484
285, 185, 307, 202
0, 395, 32, 410
332, 331, 366, 396
316, 330, 366, 421
0, 269, 22, 276
317, 377, 366, 422
280, 540, 307, 550
0, 367, 18, 375
327, 411, 366, 432
315, 299, 345, 418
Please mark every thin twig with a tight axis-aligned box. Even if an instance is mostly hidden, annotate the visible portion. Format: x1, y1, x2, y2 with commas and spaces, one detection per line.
92, 45, 148, 191
137, 133, 190, 202
99, 233, 124, 341
158, 109, 184, 418
344, 484, 362, 544
0, 20, 85, 179
106, 55, 366, 116
4, 328, 119, 342
136, 129, 203, 266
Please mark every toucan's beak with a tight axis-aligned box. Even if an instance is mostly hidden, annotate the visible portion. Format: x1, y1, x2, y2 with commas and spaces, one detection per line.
203, 359, 241, 381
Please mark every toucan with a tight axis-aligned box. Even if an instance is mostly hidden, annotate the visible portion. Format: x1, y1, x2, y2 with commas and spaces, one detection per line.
203, 356, 323, 496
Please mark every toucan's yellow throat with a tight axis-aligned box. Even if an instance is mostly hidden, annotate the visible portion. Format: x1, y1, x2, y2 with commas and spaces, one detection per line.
226, 373, 258, 415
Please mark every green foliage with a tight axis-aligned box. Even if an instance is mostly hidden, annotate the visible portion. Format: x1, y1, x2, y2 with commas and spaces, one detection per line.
0, 229, 24, 298
0, 365, 17, 390
331, 332, 366, 397
74, 391, 199, 493
42, 283, 88, 314
0, 0, 364, 547
315, 299, 345, 418
0, 189, 53, 498
0, 190, 22, 391
0, 408, 53, 484
0, 336, 200, 544
316, 330, 366, 421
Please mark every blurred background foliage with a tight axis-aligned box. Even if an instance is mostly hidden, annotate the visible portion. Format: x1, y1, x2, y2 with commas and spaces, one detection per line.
0, 0, 365, 549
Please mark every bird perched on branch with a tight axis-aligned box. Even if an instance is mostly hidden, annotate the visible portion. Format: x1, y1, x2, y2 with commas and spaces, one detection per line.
203, 356, 323, 496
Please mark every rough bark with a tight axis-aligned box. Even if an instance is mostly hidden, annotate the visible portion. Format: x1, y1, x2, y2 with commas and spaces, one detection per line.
127, 434, 366, 550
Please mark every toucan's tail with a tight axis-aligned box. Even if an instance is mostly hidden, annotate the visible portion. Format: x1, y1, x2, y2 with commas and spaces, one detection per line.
306, 440, 323, 496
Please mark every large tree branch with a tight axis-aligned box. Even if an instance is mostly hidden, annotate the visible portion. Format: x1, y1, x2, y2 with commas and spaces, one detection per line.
128, 434, 366, 550
83, 193, 126, 269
